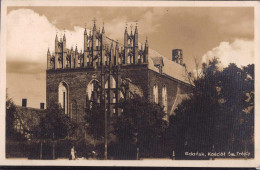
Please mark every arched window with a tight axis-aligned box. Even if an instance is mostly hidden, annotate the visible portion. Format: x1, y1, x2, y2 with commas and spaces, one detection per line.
153, 83, 158, 104
162, 85, 167, 112
87, 79, 100, 102
58, 82, 69, 115
105, 76, 116, 89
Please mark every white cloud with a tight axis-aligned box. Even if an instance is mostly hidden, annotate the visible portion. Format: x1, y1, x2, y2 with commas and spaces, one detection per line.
7, 9, 86, 64
7, 8, 165, 65
202, 39, 254, 68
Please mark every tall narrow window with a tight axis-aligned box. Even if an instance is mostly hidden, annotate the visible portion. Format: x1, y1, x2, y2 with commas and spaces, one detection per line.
105, 76, 116, 89
87, 80, 99, 102
63, 92, 65, 109
153, 83, 158, 104
58, 82, 69, 115
162, 85, 167, 112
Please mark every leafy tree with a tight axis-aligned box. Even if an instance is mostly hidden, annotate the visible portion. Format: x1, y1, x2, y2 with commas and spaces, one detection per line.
219, 64, 254, 154
36, 103, 77, 140
84, 100, 105, 144
6, 92, 28, 141
170, 58, 254, 159
6, 95, 17, 140
113, 95, 168, 158
6, 94, 25, 141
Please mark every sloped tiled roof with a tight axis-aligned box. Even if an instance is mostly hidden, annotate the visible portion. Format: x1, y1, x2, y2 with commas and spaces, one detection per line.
148, 48, 190, 84
15, 106, 45, 132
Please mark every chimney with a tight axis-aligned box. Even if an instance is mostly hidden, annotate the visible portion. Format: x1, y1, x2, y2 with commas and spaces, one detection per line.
172, 49, 183, 65
40, 103, 45, 110
22, 98, 27, 107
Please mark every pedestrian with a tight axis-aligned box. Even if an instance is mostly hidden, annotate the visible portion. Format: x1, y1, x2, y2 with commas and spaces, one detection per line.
70, 146, 76, 160
172, 150, 175, 160
92, 150, 96, 159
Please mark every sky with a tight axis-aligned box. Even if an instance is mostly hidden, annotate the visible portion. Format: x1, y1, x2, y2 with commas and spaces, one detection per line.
6, 7, 254, 108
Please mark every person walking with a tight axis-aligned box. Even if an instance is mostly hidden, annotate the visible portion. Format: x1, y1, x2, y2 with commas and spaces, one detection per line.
172, 150, 175, 160
70, 146, 76, 160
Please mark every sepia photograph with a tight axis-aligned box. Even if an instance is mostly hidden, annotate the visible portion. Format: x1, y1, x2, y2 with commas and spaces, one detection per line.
1, 0, 259, 167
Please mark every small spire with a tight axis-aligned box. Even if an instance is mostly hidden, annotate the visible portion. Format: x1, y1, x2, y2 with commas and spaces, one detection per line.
55, 32, 58, 41
84, 23, 87, 35
75, 44, 78, 53
135, 21, 138, 34
93, 17, 97, 30
145, 36, 149, 47
63, 31, 66, 41
102, 22, 105, 34
47, 48, 50, 54
125, 22, 128, 34
71, 46, 73, 50
130, 24, 133, 35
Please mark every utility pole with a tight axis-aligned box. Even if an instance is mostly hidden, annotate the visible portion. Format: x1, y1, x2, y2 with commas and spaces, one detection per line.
101, 62, 108, 160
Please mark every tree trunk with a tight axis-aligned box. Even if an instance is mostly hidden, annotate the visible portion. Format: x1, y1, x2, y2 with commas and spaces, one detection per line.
52, 142, 55, 160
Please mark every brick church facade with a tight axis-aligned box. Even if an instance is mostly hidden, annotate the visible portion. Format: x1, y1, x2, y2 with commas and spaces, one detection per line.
46, 21, 192, 125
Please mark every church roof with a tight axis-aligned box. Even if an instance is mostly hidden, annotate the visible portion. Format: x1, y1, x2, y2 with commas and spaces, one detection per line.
148, 48, 190, 85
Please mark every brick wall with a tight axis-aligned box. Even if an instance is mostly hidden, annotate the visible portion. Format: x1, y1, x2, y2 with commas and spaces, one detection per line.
46, 65, 192, 122
148, 69, 192, 114
46, 65, 149, 123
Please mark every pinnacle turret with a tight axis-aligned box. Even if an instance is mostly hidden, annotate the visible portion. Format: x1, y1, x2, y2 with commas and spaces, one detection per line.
124, 23, 128, 34
102, 22, 105, 34
145, 37, 149, 47
84, 27, 87, 35
55, 34, 58, 41
130, 24, 133, 36
135, 22, 138, 34
93, 18, 97, 31
75, 45, 78, 53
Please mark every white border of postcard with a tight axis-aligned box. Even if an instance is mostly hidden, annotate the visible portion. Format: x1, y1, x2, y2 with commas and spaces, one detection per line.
0, 0, 259, 167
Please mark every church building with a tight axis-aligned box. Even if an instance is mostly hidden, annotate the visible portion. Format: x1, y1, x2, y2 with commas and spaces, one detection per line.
46, 20, 192, 125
